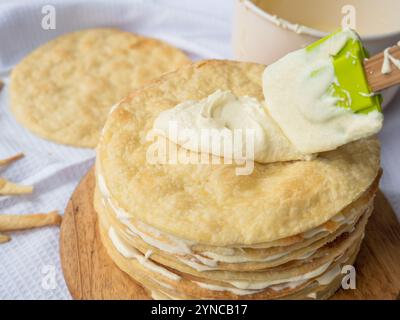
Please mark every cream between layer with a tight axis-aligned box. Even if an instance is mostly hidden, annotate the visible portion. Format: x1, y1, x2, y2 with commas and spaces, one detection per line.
97, 164, 367, 269
108, 226, 181, 281
193, 281, 261, 296
107, 221, 342, 295
101, 179, 361, 296
228, 262, 330, 290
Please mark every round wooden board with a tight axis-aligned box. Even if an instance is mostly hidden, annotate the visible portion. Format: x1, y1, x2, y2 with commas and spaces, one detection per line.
60, 168, 400, 300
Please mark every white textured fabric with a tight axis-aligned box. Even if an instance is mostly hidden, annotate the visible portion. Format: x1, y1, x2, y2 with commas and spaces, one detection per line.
0, 0, 398, 300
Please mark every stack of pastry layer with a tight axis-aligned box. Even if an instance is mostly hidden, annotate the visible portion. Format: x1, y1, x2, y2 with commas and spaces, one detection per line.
94, 60, 381, 300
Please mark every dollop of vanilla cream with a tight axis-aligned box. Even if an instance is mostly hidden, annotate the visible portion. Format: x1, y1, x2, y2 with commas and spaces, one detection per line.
153, 90, 309, 163
263, 29, 383, 154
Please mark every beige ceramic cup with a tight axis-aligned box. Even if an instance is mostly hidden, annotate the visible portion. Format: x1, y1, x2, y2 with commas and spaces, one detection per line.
232, 0, 400, 106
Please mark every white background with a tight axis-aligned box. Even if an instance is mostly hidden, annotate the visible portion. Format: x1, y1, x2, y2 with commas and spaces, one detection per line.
0, 0, 399, 299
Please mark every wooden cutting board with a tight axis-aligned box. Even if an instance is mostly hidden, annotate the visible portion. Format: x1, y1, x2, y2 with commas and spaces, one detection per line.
60, 168, 400, 300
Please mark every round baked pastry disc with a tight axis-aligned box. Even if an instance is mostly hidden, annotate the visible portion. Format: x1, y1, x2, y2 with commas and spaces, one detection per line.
10, 28, 190, 147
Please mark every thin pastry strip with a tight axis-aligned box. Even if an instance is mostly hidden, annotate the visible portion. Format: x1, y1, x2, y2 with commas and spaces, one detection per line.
0, 153, 24, 167
0, 178, 33, 195
0, 232, 11, 244
0, 211, 61, 232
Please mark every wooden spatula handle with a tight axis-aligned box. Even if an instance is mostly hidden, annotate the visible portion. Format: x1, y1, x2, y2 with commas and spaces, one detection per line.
364, 46, 400, 92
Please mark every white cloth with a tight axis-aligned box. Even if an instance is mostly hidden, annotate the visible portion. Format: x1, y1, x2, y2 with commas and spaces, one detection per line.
0, 0, 398, 300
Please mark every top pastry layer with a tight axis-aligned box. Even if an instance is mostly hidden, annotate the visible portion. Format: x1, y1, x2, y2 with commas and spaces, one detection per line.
97, 60, 380, 246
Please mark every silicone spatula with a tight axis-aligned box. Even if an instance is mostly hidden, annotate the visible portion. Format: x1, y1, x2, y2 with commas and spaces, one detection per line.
307, 30, 400, 114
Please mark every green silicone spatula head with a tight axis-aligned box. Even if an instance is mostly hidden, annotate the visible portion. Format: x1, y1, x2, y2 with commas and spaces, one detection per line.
307, 29, 382, 114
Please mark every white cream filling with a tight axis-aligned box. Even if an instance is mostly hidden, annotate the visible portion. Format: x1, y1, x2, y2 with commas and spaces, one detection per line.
124, 219, 192, 255
381, 46, 400, 75
227, 261, 331, 290
316, 265, 342, 285
193, 281, 261, 296
192, 260, 339, 295
108, 198, 130, 219
302, 208, 360, 239
107, 189, 345, 271
153, 278, 175, 290
359, 92, 376, 98
108, 226, 181, 281
123, 221, 218, 268
153, 90, 310, 164
296, 249, 317, 260
202, 250, 288, 263
307, 292, 317, 299
109, 222, 338, 295
270, 279, 307, 291
177, 257, 219, 272
151, 290, 169, 300
97, 171, 111, 198
302, 226, 330, 239
331, 213, 346, 223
